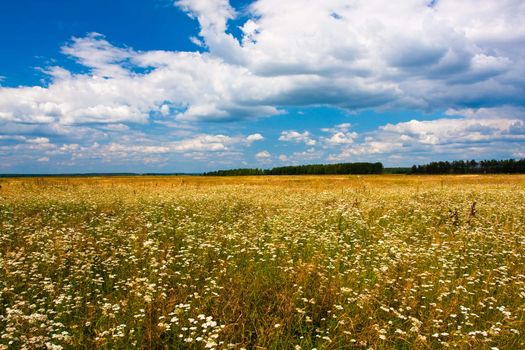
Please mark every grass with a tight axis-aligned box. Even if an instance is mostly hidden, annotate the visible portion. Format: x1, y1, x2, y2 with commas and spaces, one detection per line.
0, 175, 524, 349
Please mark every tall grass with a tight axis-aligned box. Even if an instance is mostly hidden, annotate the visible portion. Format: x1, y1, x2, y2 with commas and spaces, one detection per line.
1, 175, 524, 349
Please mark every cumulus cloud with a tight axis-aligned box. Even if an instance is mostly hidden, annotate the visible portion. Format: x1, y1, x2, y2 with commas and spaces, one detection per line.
327, 107, 525, 164
174, 0, 244, 64
2, 0, 524, 129
0, 131, 262, 171
380, 118, 524, 144
279, 131, 316, 146
246, 133, 264, 142
26, 137, 50, 144
90, 133, 253, 156
1, 0, 524, 170
321, 123, 357, 146
255, 150, 271, 161
61, 32, 135, 78
321, 123, 352, 133
270, 107, 525, 165
322, 131, 357, 146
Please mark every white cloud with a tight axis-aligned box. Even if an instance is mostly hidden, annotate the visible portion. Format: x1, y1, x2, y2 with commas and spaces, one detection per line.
321, 123, 352, 133
96, 134, 248, 155
255, 150, 271, 159
289, 148, 323, 162
1, 0, 524, 170
320, 123, 357, 146
380, 117, 524, 144
174, 0, 244, 64
189, 36, 205, 47
246, 133, 264, 142
322, 131, 357, 146
61, 32, 134, 78
327, 107, 525, 164
2, 0, 524, 130
279, 130, 316, 146
445, 106, 525, 120
0, 131, 264, 171
27, 137, 50, 144
171, 134, 233, 151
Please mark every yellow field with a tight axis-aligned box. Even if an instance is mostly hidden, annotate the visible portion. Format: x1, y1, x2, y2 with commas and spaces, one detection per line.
1, 175, 524, 349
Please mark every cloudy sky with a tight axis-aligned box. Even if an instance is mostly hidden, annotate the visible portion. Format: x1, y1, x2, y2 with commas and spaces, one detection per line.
1, 0, 524, 173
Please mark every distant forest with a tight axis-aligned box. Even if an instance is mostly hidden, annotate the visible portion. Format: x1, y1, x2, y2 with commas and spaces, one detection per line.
410, 159, 525, 174
204, 162, 384, 176
204, 159, 525, 176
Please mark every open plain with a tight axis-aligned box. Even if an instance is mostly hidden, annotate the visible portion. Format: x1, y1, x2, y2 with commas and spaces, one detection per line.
1, 175, 524, 349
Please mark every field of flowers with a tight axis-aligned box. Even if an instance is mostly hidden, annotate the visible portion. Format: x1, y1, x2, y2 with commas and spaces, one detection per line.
0, 175, 524, 349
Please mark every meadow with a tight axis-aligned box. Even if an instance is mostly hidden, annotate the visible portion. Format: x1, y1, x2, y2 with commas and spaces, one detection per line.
0, 175, 524, 349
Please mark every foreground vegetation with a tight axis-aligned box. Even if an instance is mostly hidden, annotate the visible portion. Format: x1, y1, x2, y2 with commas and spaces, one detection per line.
0, 175, 524, 349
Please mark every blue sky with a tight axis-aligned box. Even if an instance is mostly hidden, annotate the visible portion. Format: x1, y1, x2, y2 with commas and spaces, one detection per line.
0, 0, 524, 173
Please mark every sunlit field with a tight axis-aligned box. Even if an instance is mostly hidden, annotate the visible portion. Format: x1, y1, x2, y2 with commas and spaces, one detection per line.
1, 175, 524, 349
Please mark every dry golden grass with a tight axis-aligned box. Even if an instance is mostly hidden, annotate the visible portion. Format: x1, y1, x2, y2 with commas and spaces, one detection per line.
0, 175, 524, 349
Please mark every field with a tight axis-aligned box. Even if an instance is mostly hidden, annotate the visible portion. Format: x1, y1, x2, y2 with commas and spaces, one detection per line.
1, 175, 524, 349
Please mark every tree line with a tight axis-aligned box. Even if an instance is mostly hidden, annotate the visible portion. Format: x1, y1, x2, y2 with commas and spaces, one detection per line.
204, 162, 384, 176
410, 159, 525, 174
204, 158, 525, 176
